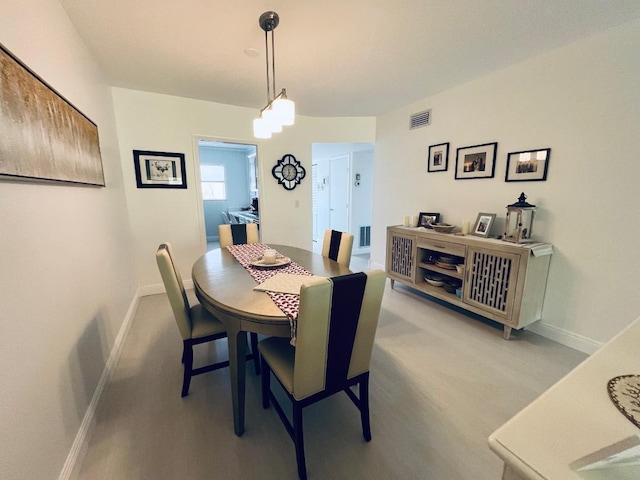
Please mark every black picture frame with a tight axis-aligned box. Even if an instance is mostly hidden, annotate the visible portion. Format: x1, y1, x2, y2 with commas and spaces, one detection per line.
455, 142, 498, 180
472, 213, 496, 237
418, 212, 441, 229
505, 148, 551, 182
133, 150, 187, 189
428, 142, 449, 172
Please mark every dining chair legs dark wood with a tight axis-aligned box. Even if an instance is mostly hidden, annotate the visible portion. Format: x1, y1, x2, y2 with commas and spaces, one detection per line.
181, 332, 263, 398
261, 354, 372, 480
250, 332, 261, 376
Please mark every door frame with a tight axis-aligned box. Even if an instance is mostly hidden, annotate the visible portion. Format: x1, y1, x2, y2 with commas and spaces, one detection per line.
191, 134, 259, 253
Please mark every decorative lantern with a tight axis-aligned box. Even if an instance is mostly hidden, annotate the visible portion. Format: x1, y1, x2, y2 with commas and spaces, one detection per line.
503, 192, 536, 243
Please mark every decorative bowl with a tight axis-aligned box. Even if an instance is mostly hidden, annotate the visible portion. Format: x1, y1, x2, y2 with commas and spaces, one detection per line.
455, 264, 465, 274
425, 274, 445, 287
432, 223, 455, 233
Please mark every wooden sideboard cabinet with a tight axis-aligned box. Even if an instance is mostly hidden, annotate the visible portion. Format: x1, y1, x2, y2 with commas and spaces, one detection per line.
386, 226, 553, 339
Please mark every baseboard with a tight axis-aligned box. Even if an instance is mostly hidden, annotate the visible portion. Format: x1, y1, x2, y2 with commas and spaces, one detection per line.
526, 321, 602, 355
370, 260, 385, 270
58, 288, 141, 480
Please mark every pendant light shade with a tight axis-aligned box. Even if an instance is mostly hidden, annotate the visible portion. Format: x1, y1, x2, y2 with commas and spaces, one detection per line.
253, 117, 271, 139
273, 92, 295, 126
253, 11, 295, 138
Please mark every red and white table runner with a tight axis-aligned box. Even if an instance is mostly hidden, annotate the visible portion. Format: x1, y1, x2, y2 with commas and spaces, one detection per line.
227, 243, 316, 344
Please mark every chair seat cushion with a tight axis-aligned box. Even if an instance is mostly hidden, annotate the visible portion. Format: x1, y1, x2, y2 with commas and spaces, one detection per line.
259, 337, 295, 394
190, 303, 226, 339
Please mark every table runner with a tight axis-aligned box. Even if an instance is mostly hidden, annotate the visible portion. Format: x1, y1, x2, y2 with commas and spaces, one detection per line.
227, 243, 316, 344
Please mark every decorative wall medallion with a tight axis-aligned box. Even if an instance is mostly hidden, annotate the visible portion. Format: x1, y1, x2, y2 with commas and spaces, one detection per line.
272, 154, 305, 190
608, 375, 640, 429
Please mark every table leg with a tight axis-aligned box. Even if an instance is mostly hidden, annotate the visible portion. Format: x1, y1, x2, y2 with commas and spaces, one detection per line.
226, 325, 247, 436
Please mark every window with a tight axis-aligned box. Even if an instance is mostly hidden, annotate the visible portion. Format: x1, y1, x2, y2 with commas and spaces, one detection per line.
201, 165, 226, 200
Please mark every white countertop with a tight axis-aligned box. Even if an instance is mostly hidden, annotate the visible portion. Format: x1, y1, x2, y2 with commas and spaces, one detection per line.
488, 315, 640, 479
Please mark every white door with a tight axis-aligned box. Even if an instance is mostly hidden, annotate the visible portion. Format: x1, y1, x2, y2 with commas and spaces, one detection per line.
329, 155, 349, 232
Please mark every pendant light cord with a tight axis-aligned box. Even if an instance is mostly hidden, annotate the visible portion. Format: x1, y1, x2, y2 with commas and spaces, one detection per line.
264, 29, 271, 105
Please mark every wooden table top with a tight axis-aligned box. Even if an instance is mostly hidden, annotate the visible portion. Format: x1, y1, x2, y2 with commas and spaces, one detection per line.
192, 244, 351, 328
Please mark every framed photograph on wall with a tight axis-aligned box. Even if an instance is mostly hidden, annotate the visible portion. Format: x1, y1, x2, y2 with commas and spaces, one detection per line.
428, 142, 449, 172
505, 148, 551, 182
472, 213, 496, 237
418, 212, 441, 229
455, 142, 498, 179
133, 150, 187, 189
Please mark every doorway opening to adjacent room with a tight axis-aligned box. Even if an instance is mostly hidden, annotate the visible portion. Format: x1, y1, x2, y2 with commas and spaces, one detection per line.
311, 143, 374, 266
195, 139, 259, 252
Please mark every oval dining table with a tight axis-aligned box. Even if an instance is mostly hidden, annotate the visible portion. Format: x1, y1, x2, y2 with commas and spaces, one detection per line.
192, 244, 351, 436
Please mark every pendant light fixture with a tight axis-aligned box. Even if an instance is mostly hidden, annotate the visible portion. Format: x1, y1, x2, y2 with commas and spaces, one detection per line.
253, 11, 295, 139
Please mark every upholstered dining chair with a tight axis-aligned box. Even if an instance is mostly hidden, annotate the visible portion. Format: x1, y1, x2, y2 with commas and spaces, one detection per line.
156, 243, 260, 397
321, 229, 354, 268
259, 270, 386, 480
218, 223, 260, 248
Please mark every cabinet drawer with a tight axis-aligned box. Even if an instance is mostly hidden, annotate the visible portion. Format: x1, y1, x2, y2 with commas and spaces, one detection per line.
417, 238, 466, 258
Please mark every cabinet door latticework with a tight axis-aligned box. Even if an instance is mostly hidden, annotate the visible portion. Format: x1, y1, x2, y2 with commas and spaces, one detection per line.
467, 251, 514, 314
390, 235, 413, 278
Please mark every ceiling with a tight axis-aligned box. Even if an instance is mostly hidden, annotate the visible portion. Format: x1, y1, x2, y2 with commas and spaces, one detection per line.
59, 1, 640, 118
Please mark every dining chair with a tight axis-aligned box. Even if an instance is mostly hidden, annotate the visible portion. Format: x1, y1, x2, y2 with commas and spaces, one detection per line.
321, 229, 354, 268
259, 270, 386, 480
218, 223, 259, 248
156, 243, 260, 397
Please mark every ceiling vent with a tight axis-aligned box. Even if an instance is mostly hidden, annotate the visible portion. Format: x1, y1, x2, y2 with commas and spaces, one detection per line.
410, 109, 431, 130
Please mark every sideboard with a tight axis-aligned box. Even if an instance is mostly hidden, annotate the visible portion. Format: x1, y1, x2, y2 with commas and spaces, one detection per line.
386, 226, 553, 339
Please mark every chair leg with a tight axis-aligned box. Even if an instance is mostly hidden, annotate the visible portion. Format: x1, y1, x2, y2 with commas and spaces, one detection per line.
293, 402, 307, 480
250, 333, 261, 375
181, 340, 193, 398
359, 375, 372, 441
261, 356, 270, 409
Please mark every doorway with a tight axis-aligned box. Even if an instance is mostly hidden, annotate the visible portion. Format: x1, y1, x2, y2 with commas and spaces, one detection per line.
197, 140, 259, 251
311, 143, 374, 259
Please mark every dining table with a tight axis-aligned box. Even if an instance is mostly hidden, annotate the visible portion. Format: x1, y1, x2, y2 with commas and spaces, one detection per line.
192, 244, 351, 436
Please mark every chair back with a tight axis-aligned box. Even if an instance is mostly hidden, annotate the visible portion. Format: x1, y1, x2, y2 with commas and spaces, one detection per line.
321, 229, 354, 268
292, 270, 386, 400
156, 243, 192, 340
219, 223, 259, 248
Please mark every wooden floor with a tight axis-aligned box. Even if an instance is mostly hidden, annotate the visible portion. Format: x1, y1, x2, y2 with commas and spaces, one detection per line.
76, 266, 586, 479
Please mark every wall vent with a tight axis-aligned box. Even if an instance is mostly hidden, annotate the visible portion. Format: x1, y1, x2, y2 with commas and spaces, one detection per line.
410, 109, 431, 130
359, 226, 371, 247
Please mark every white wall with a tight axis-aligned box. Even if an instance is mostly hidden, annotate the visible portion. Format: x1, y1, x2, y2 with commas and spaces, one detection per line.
351, 149, 374, 253
372, 19, 640, 350
111, 88, 376, 290
0, 1, 136, 478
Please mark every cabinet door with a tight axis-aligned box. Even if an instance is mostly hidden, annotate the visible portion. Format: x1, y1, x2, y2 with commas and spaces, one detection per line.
387, 232, 415, 282
463, 247, 519, 322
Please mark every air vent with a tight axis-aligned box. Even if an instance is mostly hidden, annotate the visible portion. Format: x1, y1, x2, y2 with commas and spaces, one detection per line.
410, 109, 431, 130
359, 226, 371, 247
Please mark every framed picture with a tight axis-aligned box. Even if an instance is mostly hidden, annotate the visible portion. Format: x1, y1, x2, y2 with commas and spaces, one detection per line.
472, 213, 496, 237
133, 150, 187, 189
505, 148, 551, 182
0, 42, 104, 186
418, 212, 441, 229
428, 142, 449, 172
455, 142, 498, 180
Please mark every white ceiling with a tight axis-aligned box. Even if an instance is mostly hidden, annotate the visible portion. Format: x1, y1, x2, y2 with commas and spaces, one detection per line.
60, 0, 640, 117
